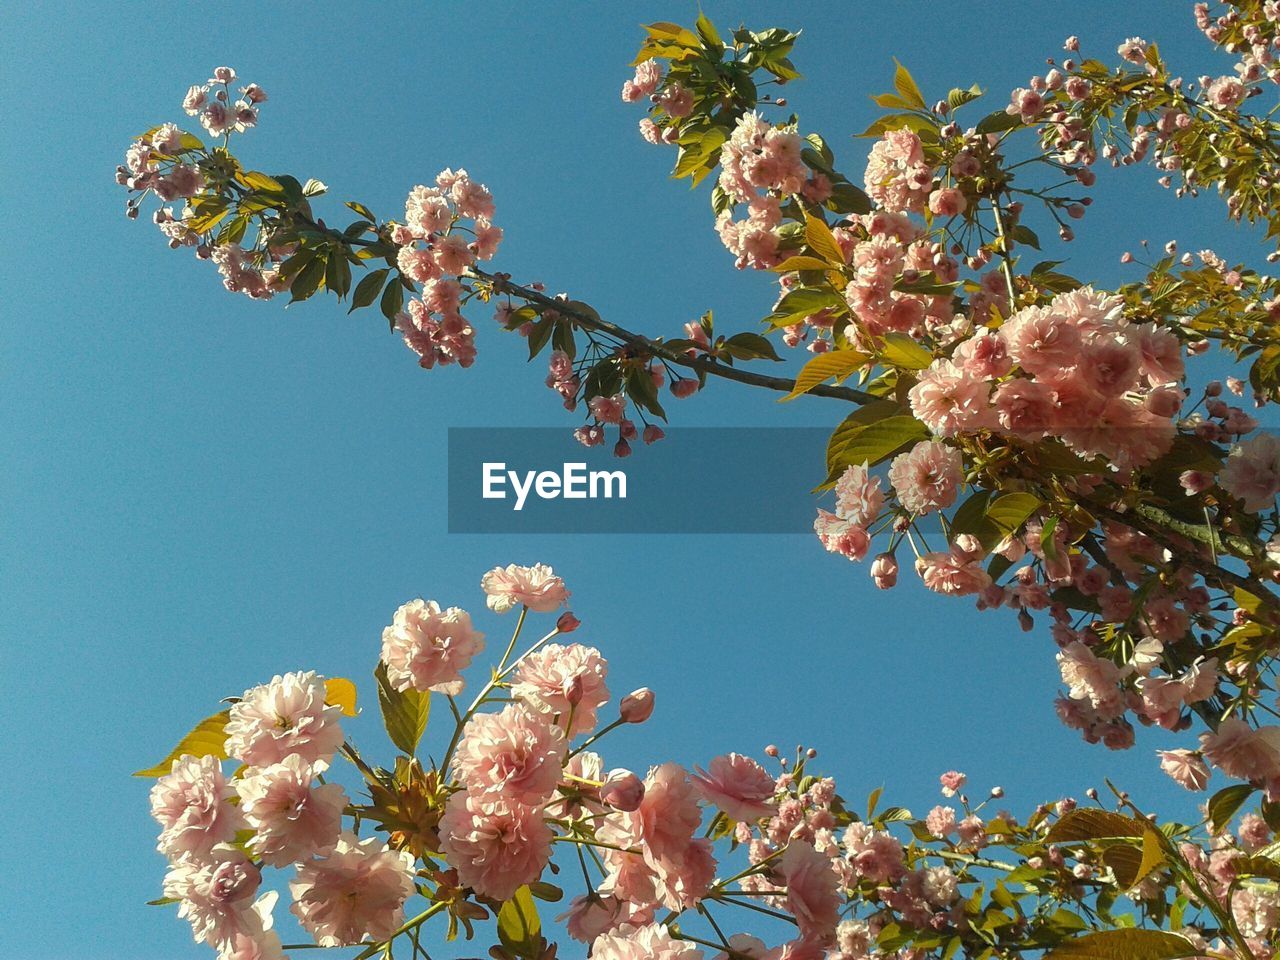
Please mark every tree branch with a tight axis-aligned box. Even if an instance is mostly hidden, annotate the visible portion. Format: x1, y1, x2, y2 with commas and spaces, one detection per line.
468, 267, 878, 405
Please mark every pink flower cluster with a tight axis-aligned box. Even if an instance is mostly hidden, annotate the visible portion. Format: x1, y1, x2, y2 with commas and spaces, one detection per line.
152, 671, 417, 957
392, 169, 501, 369
714, 113, 828, 270
183, 67, 264, 139
910, 286, 1184, 470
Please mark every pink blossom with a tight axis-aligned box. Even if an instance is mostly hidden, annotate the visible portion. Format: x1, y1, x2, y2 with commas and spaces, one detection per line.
451, 703, 567, 804
691, 753, 776, 822
450, 173, 496, 220
1221, 433, 1280, 512
833, 462, 884, 525
559, 894, 627, 943
863, 129, 934, 213
1057, 642, 1129, 717
780, 841, 840, 944
1157, 749, 1211, 791
290, 833, 416, 947
236, 755, 347, 867
940, 771, 966, 796
888, 441, 963, 515
999, 304, 1081, 378
813, 509, 871, 561
404, 185, 451, 236
433, 233, 475, 275
225, 671, 344, 770
511, 642, 610, 737
1200, 718, 1280, 781
591, 923, 702, 960
150, 754, 245, 861
165, 846, 262, 948
481, 563, 570, 613
380, 599, 486, 696
916, 549, 992, 596
590, 393, 628, 424
928, 187, 967, 218
438, 791, 553, 901
909, 360, 992, 437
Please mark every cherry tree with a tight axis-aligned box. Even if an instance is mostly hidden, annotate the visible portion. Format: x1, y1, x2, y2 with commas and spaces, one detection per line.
122, 4, 1280, 957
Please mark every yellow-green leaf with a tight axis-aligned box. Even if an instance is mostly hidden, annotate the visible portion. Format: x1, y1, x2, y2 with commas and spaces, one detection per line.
893, 58, 927, 110
879, 332, 934, 370
772, 255, 834, 274
1044, 929, 1198, 960
133, 710, 230, 777
804, 212, 846, 266
825, 415, 928, 481
374, 662, 431, 756
240, 170, 284, 192
781, 350, 869, 401
496, 885, 542, 953
324, 677, 359, 717
1046, 809, 1144, 844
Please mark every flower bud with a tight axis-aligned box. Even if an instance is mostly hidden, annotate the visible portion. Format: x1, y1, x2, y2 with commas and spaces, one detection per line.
556, 611, 581, 634
613, 438, 632, 458
870, 553, 898, 589
620, 687, 655, 724
563, 673, 585, 706
670, 378, 699, 399
642, 424, 665, 445
599, 768, 645, 812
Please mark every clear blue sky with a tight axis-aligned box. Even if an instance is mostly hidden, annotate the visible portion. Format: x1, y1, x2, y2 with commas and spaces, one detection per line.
0, 2, 1262, 957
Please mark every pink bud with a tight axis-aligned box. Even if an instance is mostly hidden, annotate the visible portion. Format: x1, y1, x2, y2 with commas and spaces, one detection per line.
1144, 384, 1183, 418
613, 438, 632, 458
557, 611, 581, 633
620, 688, 655, 724
564, 674, 585, 706
1179, 470, 1212, 495
870, 553, 899, 589
642, 424, 665, 444
670, 378, 699, 399
1205, 380, 1223, 397
619, 419, 637, 441
599, 769, 645, 812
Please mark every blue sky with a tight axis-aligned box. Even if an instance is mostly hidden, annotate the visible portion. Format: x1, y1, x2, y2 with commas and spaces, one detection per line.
0, 2, 1264, 957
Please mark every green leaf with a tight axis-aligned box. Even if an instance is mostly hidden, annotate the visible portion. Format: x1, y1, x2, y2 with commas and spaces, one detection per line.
879, 333, 934, 370
350, 268, 389, 313
722, 332, 781, 362
985, 493, 1042, 540
804, 212, 845, 266
380, 276, 405, 322
290, 254, 327, 303
373, 662, 430, 757
1044, 929, 1198, 959
133, 710, 230, 777
496, 886, 542, 956
767, 287, 846, 328
1104, 829, 1166, 888
827, 182, 873, 215
975, 110, 1022, 135
782, 350, 868, 401
947, 84, 984, 110
345, 201, 377, 222
1207, 783, 1255, 833
772, 256, 834, 274
325, 251, 352, 299
826, 415, 928, 478
1012, 224, 1041, 250
893, 58, 926, 109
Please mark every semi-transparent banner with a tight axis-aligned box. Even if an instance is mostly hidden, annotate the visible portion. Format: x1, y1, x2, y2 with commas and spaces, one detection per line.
448, 427, 833, 534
